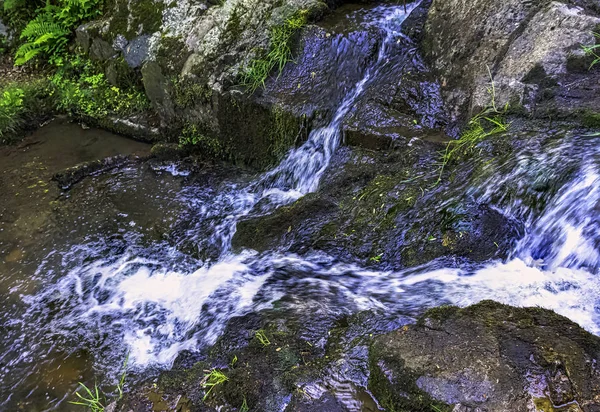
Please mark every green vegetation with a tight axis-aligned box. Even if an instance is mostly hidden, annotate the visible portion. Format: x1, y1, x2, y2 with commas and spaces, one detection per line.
582, 32, 600, 69
436, 70, 510, 185
50, 55, 149, 118
201, 369, 229, 400
0, 79, 52, 143
0, 85, 26, 140
242, 11, 307, 92
70, 354, 128, 412
1, 54, 149, 143
4, 0, 102, 65
240, 397, 249, 412
71, 382, 105, 412
178, 123, 224, 157
254, 329, 271, 347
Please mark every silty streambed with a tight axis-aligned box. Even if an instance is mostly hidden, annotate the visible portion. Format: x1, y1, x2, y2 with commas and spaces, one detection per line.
1, 3, 600, 411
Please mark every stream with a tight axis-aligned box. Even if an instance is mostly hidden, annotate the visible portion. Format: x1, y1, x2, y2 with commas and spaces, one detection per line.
1, 3, 599, 411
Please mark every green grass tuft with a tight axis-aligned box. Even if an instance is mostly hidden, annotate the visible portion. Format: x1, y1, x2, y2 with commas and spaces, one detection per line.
435, 68, 510, 185
582, 32, 600, 70
69, 354, 128, 412
242, 11, 307, 92
201, 369, 229, 400
254, 329, 271, 347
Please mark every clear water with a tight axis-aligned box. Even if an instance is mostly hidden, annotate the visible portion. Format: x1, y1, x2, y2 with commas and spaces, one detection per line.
2, 3, 600, 410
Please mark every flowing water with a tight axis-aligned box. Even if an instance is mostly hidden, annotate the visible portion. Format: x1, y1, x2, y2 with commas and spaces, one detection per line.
1, 3, 600, 411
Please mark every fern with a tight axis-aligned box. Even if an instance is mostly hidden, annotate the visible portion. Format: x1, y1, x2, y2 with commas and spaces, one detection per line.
15, 13, 69, 65
13, 0, 102, 65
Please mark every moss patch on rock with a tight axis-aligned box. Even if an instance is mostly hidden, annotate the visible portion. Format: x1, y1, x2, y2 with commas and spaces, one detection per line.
107, 0, 165, 40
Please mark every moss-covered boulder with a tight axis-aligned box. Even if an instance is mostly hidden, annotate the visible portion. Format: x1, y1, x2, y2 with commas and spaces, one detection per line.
70, 0, 336, 169
370, 301, 600, 411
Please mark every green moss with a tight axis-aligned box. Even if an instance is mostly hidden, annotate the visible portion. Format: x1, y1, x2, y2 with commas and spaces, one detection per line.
368, 353, 452, 412
223, 4, 243, 42
107, 0, 165, 39
173, 77, 213, 109
216, 93, 302, 169
156, 35, 191, 77
267, 105, 300, 163
158, 361, 209, 390
581, 110, 600, 128
419, 305, 460, 324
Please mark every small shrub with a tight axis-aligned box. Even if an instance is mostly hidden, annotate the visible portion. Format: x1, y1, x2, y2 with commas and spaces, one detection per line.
201, 369, 228, 400
0, 85, 25, 139
178, 123, 223, 157
242, 11, 307, 92
582, 32, 600, 69
0, 79, 53, 143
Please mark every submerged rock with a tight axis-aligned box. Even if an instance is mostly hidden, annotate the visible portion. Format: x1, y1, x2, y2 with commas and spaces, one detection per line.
370, 301, 600, 411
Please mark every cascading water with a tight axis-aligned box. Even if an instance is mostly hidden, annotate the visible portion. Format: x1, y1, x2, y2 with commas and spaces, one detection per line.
2, 2, 600, 410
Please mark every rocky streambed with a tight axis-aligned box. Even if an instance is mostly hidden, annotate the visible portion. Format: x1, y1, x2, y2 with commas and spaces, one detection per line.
1, 0, 600, 411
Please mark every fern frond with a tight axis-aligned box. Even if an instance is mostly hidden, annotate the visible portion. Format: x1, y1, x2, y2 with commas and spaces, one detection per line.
20, 16, 68, 40
15, 43, 42, 65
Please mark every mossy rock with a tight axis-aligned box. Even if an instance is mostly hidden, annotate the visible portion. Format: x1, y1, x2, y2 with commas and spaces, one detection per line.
369, 301, 600, 411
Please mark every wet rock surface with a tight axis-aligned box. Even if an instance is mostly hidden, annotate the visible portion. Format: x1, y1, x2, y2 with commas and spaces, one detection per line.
121, 301, 600, 412
370, 300, 600, 411
232, 122, 526, 270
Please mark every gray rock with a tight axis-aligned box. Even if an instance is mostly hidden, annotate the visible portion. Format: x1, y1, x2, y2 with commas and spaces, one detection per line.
142, 61, 175, 121
370, 301, 600, 411
423, 0, 600, 121
0, 18, 7, 37
76, 20, 106, 54
123, 35, 152, 68
90, 38, 116, 61
112, 34, 129, 52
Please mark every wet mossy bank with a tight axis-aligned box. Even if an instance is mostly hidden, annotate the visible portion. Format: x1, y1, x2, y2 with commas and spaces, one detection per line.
121, 301, 600, 411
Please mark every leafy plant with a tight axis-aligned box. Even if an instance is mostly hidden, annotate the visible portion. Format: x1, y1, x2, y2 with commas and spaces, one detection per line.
0, 85, 25, 139
70, 382, 105, 412
242, 11, 307, 92
16, 13, 70, 65
1, 0, 43, 35
14, 0, 103, 65
254, 330, 271, 347
178, 123, 224, 157
0, 79, 52, 143
582, 31, 600, 69
435, 68, 510, 185
50, 55, 149, 119
201, 369, 228, 400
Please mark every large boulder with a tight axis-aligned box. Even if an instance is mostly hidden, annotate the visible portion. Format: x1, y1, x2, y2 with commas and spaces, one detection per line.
73, 0, 333, 168
370, 300, 600, 411
422, 0, 600, 123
